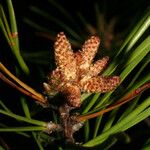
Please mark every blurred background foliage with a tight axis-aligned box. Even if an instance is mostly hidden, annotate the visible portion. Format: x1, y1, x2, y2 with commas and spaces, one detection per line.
1, 0, 149, 72
0, 0, 150, 149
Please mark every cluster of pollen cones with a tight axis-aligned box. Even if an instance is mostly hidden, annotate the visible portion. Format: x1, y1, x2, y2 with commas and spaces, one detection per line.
43, 32, 120, 108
